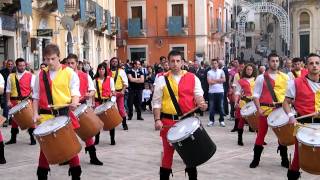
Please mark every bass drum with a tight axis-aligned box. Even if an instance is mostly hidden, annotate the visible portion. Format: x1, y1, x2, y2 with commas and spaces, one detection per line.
167, 117, 216, 167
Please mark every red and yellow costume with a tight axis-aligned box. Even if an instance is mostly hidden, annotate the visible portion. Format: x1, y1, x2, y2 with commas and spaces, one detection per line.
111, 69, 126, 118
160, 71, 196, 169
37, 65, 80, 170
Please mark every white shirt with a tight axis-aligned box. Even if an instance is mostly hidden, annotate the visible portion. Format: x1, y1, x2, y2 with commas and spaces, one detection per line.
6, 71, 35, 93
253, 73, 284, 99
142, 89, 152, 101
87, 74, 95, 91
286, 78, 320, 99
32, 67, 81, 100
94, 77, 115, 92
0, 73, 4, 89
152, 73, 203, 109
207, 68, 225, 93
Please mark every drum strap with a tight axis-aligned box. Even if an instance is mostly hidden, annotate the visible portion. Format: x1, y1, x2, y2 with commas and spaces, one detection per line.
95, 79, 103, 104
164, 76, 183, 116
14, 75, 22, 97
264, 74, 278, 102
114, 69, 119, 84
42, 71, 54, 105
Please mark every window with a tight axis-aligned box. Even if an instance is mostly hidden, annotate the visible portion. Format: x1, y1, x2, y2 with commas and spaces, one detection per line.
171, 46, 185, 59
299, 12, 310, 29
172, 4, 184, 25
131, 6, 143, 29
130, 47, 146, 62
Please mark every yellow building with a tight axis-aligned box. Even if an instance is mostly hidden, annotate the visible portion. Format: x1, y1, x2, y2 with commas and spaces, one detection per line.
0, 0, 117, 70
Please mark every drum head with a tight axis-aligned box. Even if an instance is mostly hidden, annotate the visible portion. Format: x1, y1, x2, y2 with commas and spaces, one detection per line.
267, 108, 296, 127
34, 116, 69, 136
296, 124, 320, 147
74, 104, 87, 117
240, 101, 256, 116
94, 101, 114, 115
9, 100, 29, 115
167, 117, 201, 143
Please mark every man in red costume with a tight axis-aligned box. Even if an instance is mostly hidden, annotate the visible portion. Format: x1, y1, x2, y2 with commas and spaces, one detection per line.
67, 54, 103, 166
153, 50, 207, 180
5, 58, 36, 145
32, 44, 82, 180
287, 57, 308, 80
283, 53, 320, 180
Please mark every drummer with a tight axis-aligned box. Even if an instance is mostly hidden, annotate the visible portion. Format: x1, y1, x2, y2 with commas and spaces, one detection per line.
152, 50, 207, 180
234, 63, 257, 146
109, 57, 129, 130
287, 57, 308, 80
67, 54, 103, 166
93, 63, 116, 145
0, 73, 6, 164
283, 53, 320, 180
5, 58, 36, 145
32, 44, 82, 179
250, 53, 290, 168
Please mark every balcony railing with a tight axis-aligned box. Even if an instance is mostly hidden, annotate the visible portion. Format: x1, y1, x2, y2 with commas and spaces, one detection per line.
65, 0, 78, 10
128, 18, 147, 37
167, 16, 188, 36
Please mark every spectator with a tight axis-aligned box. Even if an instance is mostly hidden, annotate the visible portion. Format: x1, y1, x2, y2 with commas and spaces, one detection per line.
258, 65, 266, 74
78, 61, 84, 71
207, 59, 226, 127
281, 58, 292, 74
194, 62, 207, 116
141, 83, 152, 111
219, 59, 230, 117
83, 60, 94, 79
0, 59, 14, 125
146, 66, 156, 85
127, 60, 145, 120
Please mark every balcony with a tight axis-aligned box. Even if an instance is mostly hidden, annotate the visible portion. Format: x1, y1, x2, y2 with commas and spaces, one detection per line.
167, 16, 188, 36
128, 18, 147, 38
0, 0, 19, 15
37, 0, 58, 12
65, 0, 78, 10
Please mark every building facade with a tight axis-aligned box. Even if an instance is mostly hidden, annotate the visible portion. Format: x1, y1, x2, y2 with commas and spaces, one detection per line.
116, 0, 233, 65
0, 0, 117, 70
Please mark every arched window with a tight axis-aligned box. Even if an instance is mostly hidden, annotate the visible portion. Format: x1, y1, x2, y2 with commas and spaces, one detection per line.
83, 30, 89, 60
300, 12, 310, 29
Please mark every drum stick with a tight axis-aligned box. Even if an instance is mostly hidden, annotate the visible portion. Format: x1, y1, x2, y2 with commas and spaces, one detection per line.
179, 107, 200, 120
48, 103, 81, 108
295, 112, 319, 120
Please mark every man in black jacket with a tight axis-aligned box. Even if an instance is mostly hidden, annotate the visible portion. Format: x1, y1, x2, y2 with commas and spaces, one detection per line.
0, 59, 14, 126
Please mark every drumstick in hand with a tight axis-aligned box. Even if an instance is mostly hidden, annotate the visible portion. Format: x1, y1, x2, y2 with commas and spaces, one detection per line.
295, 112, 320, 121
179, 107, 200, 120
48, 103, 81, 108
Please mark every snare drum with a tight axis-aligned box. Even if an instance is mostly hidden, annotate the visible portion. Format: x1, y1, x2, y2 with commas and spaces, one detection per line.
94, 101, 122, 130
33, 116, 81, 164
9, 100, 34, 130
296, 124, 320, 175
167, 117, 216, 167
240, 101, 259, 131
73, 104, 103, 141
267, 108, 295, 146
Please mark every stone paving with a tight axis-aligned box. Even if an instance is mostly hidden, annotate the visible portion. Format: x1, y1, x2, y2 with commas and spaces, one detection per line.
0, 111, 318, 180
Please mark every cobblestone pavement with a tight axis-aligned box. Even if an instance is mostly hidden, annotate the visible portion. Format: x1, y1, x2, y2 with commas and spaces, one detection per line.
0, 111, 318, 180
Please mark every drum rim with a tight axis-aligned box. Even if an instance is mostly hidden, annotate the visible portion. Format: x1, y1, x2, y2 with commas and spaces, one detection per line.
8, 99, 29, 115
74, 104, 88, 118
167, 117, 201, 143
267, 108, 295, 127
296, 123, 320, 147
94, 101, 114, 115
240, 101, 256, 116
34, 116, 70, 136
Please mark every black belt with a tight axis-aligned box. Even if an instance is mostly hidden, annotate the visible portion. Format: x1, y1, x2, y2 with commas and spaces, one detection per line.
10, 96, 29, 101
116, 89, 122, 92
160, 112, 194, 120
260, 103, 282, 108
240, 96, 252, 103
95, 98, 110, 104
39, 107, 69, 116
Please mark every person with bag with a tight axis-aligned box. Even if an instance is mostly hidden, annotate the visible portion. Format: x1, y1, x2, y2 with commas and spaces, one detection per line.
249, 53, 290, 169
152, 50, 207, 180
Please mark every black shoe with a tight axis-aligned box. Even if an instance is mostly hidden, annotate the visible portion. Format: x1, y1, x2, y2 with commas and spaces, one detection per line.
185, 167, 197, 180
128, 116, 132, 120
249, 126, 255, 132
37, 167, 50, 180
263, 142, 267, 145
123, 124, 128, 130
28, 128, 36, 145
68, 166, 82, 180
231, 119, 239, 132
137, 117, 144, 120
122, 117, 128, 130
160, 167, 172, 180
94, 132, 100, 145
5, 128, 19, 145
110, 139, 116, 145
287, 169, 301, 180
250, 145, 264, 168
278, 144, 289, 168
85, 145, 103, 166
237, 129, 244, 146
0, 142, 6, 164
